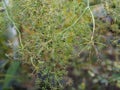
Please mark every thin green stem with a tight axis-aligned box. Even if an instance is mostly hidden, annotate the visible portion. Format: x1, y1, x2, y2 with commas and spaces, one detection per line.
58, 7, 88, 37
2, 0, 23, 49
87, 0, 96, 41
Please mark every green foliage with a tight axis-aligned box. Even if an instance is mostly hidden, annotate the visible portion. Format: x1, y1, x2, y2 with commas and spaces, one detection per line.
0, 0, 120, 90
10, 0, 95, 89
3, 61, 20, 89
0, 3, 7, 59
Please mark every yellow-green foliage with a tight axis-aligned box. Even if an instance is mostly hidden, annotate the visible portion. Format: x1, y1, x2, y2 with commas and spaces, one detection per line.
1, 0, 120, 89
0, 2, 7, 59
10, 0, 93, 68
9, 0, 94, 89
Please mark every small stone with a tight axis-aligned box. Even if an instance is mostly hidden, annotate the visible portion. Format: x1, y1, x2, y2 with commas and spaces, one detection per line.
118, 40, 120, 44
